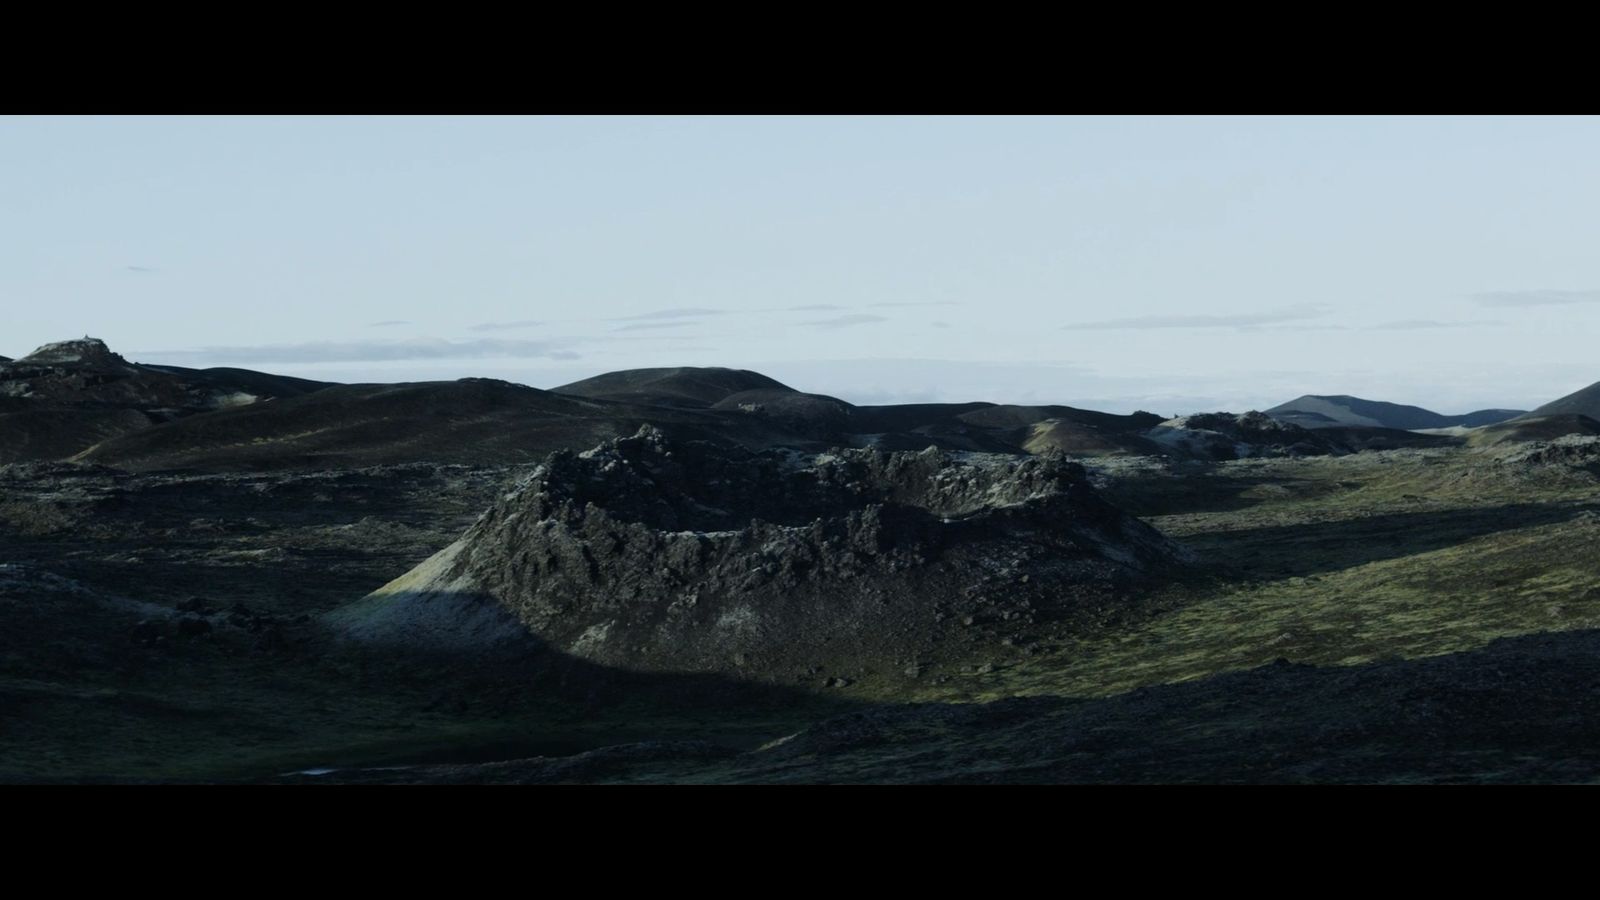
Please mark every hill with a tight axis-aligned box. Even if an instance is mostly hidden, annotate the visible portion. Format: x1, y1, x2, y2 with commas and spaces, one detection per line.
1266, 394, 1523, 430
1467, 414, 1600, 448
75, 378, 818, 472
0, 338, 335, 463
553, 367, 796, 407
1520, 379, 1600, 423
21, 345, 1513, 473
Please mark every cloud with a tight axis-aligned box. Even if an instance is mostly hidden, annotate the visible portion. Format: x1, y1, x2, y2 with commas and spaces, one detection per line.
368, 320, 411, 327
1365, 319, 1487, 331
469, 319, 543, 332
801, 314, 889, 329
614, 307, 724, 321
125, 266, 156, 273
783, 304, 846, 312
614, 321, 700, 332
142, 338, 582, 365
931, 321, 952, 329
1062, 304, 1331, 330
869, 301, 959, 308
1472, 290, 1600, 307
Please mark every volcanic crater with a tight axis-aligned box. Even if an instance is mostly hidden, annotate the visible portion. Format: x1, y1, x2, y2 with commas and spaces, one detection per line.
334, 426, 1191, 684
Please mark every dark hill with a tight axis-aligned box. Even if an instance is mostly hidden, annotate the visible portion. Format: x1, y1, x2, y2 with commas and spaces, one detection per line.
0, 403, 158, 464
956, 404, 1164, 433
553, 367, 795, 408
1314, 426, 1462, 452
0, 338, 338, 463
848, 402, 994, 434
75, 378, 825, 472
846, 403, 1163, 456
1468, 414, 1600, 448
1455, 408, 1531, 427
710, 388, 854, 439
1266, 394, 1524, 430
1521, 379, 1600, 422
142, 364, 332, 401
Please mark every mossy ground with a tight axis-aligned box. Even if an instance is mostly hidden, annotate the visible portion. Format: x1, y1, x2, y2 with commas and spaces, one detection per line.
888, 449, 1600, 705
5, 446, 1599, 781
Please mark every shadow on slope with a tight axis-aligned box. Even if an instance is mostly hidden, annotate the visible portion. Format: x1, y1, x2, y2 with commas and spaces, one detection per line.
1, 577, 864, 782
285, 627, 1600, 784
1187, 501, 1600, 579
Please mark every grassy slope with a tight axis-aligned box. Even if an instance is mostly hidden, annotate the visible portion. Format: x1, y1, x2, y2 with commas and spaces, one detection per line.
880, 449, 1600, 706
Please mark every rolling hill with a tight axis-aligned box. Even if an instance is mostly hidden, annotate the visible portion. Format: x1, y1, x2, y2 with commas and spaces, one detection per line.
552, 367, 795, 408
1520, 379, 1600, 422
75, 378, 820, 472
1266, 394, 1523, 430
0, 338, 335, 463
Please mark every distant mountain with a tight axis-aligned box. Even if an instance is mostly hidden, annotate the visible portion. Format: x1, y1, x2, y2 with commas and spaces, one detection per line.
1520, 379, 1600, 422
0, 338, 336, 463
553, 367, 795, 408
16, 341, 1511, 472
1265, 395, 1524, 431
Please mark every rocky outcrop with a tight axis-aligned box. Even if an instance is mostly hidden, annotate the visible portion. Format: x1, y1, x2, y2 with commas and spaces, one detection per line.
334, 427, 1191, 679
16, 338, 137, 369
1146, 411, 1332, 460
1497, 434, 1600, 475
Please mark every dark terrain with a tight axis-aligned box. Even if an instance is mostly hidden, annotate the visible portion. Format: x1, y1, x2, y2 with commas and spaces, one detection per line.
5, 337, 1600, 783
1265, 394, 1525, 430
1521, 377, 1600, 421
334, 426, 1188, 679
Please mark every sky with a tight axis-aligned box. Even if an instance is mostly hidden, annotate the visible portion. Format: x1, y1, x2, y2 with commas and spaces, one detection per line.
4, 115, 1599, 416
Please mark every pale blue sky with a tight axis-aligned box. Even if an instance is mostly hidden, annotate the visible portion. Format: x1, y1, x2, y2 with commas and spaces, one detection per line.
4, 115, 1599, 414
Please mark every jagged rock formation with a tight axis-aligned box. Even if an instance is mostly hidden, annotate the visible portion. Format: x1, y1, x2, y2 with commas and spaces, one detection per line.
1496, 434, 1600, 475
1145, 411, 1331, 460
333, 427, 1191, 679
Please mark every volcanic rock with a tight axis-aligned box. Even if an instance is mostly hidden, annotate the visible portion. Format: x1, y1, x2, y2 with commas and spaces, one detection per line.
1497, 434, 1600, 475
1145, 411, 1331, 460
333, 426, 1191, 679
